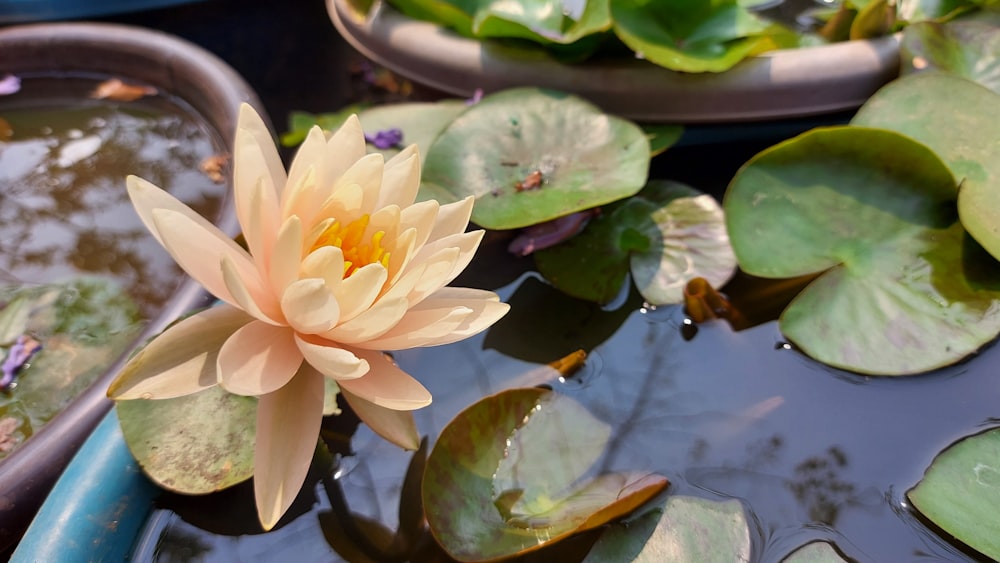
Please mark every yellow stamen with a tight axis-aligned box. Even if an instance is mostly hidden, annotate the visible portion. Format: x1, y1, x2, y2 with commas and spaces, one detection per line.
311, 214, 391, 278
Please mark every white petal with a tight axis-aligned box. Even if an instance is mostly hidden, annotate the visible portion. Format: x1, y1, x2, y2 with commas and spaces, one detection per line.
338, 348, 432, 410
359, 288, 509, 350
127, 175, 227, 249
407, 230, 484, 304
398, 199, 439, 252
320, 296, 410, 344
217, 321, 303, 396
108, 305, 252, 400
281, 278, 341, 334
426, 196, 475, 243
321, 115, 367, 188
378, 145, 420, 209
236, 103, 287, 197
221, 255, 284, 325
340, 386, 420, 450
300, 245, 345, 290
269, 215, 303, 298
254, 366, 324, 531
335, 263, 388, 322
335, 153, 384, 216
283, 126, 326, 213
294, 333, 370, 380
150, 208, 255, 307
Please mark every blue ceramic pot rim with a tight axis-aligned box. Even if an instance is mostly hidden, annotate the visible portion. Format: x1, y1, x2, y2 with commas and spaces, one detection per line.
0, 21, 265, 551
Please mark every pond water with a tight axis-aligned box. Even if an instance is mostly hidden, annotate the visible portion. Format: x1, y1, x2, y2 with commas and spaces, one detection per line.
0, 74, 225, 457
134, 229, 994, 562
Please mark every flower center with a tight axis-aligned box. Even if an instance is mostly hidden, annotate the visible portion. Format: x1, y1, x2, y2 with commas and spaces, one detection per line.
311, 214, 390, 278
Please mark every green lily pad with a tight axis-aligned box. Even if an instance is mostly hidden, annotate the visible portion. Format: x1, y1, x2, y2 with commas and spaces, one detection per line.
470, 0, 612, 45
421, 88, 650, 230
782, 541, 850, 562
851, 72, 1000, 262
642, 124, 685, 157
535, 181, 735, 305
581, 496, 751, 562
422, 387, 669, 561
896, 0, 976, 25
724, 125, 1000, 375
908, 427, 1000, 560
116, 386, 257, 494
900, 21, 1000, 92
356, 100, 468, 164
610, 0, 781, 73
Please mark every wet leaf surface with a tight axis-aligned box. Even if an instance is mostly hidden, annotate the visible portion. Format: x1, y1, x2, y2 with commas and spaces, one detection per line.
422, 387, 668, 561
421, 88, 650, 230
725, 125, 1000, 375
581, 495, 751, 562
908, 427, 1000, 560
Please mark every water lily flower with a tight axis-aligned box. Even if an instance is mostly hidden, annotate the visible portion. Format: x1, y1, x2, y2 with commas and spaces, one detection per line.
108, 103, 509, 530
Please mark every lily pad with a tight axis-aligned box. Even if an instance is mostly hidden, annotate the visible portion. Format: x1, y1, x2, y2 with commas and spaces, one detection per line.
470, 0, 612, 45
908, 427, 1000, 560
355, 100, 468, 163
782, 541, 850, 562
610, 0, 783, 73
851, 72, 1000, 262
900, 21, 1000, 93
116, 386, 257, 494
422, 387, 669, 561
421, 88, 650, 230
535, 181, 735, 305
581, 495, 751, 562
724, 125, 1000, 375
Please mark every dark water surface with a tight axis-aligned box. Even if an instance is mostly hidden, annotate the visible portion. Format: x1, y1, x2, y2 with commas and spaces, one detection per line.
0, 74, 225, 454
136, 237, 996, 561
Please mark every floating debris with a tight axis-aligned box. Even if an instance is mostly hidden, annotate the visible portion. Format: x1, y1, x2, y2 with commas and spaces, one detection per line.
508, 208, 598, 256
0, 74, 20, 96
1, 334, 42, 391
0, 417, 19, 452
90, 78, 158, 101
200, 153, 230, 183
364, 128, 404, 149
514, 170, 544, 192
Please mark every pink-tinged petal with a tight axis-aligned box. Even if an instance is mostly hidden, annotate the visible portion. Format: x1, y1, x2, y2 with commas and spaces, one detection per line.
407, 230, 484, 303
367, 204, 400, 243
221, 255, 285, 325
236, 103, 287, 197
283, 126, 325, 213
398, 199, 439, 251
294, 333, 369, 380
426, 196, 475, 243
377, 145, 420, 209
320, 296, 410, 344
239, 173, 280, 278
398, 246, 460, 307
127, 176, 227, 250
108, 305, 252, 400
335, 153, 384, 216
254, 366, 325, 531
300, 246, 344, 290
321, 115, 367, 184
218, 321, 303, 396
359, 288, 509, 350
338, 348, 431, 410
339, 386, 420, 450
281, 278, 341, 334
269, 215, 303, 298
317, 183, 364, 227
384, 227, 417, 286
335, 263, 388, 322
150, 208, 254, 306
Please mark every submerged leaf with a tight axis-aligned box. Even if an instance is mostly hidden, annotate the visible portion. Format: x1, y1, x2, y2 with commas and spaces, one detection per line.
582, 495, 751, 562
725, 125, 1000, 375
422, 387, 668, 561
421, 88, 650, 229
90, 78, 157, 102
908, 428, 1000, 560
116, 385, 256, 494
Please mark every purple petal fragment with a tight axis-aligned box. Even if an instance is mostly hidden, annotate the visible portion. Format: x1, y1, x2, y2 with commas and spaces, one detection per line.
508, 209, 599, 256
1, 335, 42, 390
364, 128, 404, 149
0, 74, 21, 96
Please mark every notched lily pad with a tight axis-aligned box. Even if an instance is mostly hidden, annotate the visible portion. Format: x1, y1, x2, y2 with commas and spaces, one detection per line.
582, 495, 751, 562
908, 427, 1000, 560
852, 71, 1000, 262
725, 125, 1000, 375
421, 88, 650, 230
535, 181, 735, 305
116, 385, 257, 494
422, 387, 668, 561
